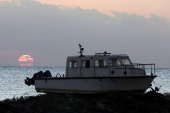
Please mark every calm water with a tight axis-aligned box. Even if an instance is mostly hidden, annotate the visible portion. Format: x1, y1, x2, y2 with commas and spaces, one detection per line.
0, 66, 169, 101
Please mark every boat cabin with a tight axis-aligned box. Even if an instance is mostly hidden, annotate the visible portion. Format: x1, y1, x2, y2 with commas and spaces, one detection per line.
65, 44, 153, 78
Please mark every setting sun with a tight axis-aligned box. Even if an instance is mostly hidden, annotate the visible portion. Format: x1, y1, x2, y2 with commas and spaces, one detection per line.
18, 55, 33, 66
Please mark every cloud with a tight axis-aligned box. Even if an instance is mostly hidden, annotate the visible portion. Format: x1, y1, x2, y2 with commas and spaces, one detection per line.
0, 0, 170, 67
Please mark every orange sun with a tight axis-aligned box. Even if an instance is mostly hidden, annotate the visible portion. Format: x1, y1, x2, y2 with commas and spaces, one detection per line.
18, 55, 34, 66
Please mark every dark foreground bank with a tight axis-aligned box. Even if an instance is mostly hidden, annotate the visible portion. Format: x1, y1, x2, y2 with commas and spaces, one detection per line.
0, 91, 170, 113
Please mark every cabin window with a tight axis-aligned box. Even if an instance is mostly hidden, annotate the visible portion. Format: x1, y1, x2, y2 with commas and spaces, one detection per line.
109, 59, 121, 67
95, 60, 107, 67
82, 60, 90, 68
121, 58, 131, 65
69, 61, 77, 68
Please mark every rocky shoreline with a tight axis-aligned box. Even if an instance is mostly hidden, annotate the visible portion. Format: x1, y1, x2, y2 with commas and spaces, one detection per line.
0, 91, 170, 113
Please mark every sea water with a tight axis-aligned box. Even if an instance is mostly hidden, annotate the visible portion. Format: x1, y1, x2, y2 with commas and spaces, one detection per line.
0, 66, 65, 101
0, 66, 169, 101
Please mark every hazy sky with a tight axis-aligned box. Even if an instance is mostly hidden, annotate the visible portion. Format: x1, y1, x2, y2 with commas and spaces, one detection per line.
0, 0, 170, 67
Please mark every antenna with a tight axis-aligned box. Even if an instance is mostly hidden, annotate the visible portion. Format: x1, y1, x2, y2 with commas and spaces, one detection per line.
78, 44, 85, 57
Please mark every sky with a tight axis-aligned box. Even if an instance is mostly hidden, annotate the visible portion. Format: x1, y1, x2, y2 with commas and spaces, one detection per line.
0, 0, 170, 67
34, 0, 170, 22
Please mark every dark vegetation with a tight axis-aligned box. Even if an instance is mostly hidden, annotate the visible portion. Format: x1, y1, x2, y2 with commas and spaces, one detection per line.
0, 91, 170, 113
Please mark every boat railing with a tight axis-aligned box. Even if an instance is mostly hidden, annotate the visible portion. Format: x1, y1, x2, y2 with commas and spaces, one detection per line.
66, 63, 155, 77
131, 63, 155, 76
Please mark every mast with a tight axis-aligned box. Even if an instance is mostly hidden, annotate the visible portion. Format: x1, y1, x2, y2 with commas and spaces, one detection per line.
78, 44, 85, 57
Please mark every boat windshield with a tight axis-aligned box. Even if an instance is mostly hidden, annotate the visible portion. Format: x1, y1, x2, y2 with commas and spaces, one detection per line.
121, 58, 131, 65
109, 59, 121, 67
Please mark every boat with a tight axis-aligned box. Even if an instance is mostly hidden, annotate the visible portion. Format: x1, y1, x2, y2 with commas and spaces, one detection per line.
25, 44, 157, 94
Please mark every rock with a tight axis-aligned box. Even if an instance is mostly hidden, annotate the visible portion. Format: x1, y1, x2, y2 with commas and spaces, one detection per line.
159, 109, 169, 113
1, 91, 170, 113
66, 106, 70, 110
5, 110, 12, 113
106, 108, 114, 112
96, 103, 105, 110
24, 106, 30, 110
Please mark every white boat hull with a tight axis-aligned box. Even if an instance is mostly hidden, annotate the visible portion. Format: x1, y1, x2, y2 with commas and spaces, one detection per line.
35, 76, 156, 94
